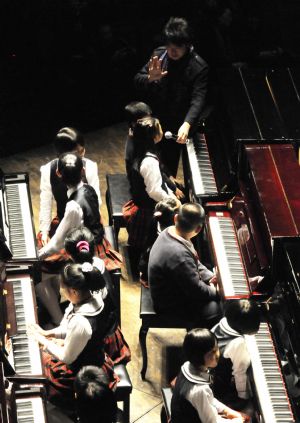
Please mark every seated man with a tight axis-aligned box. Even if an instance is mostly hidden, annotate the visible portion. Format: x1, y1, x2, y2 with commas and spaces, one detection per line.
148, 203, 221, 328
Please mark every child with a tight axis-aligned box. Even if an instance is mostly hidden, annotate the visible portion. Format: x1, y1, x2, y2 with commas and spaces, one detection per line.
28, 263, 118, 405
139, 197, 180, 285
39, 127, 101, 249
74, 366, 121, 423
211, 299, 260, 407
171, 328, 249, 423
124, 116, 178, 252
65, 226, 131, 365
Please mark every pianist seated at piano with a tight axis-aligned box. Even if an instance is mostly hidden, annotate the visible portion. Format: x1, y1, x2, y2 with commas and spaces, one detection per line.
171, 328, 250, 423
148, 203, 222, 328
211, 299, 260, 411
27, 262, 119, 406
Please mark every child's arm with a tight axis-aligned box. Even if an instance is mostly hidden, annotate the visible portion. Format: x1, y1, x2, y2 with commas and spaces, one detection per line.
39, 164, 53, 244
85, 160, 102, 206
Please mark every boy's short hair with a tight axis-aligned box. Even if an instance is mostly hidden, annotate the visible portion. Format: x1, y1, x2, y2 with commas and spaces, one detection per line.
75, 366, 117, 423
184, 328, 217, 367
176, 203, 205, 233
54, 127, 85, 155
225, 299, 260, 335
163, 17, 192, 46
58, 152, 83, 186
125, 101, 152, 128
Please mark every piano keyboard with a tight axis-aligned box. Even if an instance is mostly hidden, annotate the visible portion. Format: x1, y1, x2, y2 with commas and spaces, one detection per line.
207, 211, 250, 298
5, 183, 37, 260
245, 323, 295, 423
8, 275, 43, 376
15, 396, 45, 422
186, 134, 218, 196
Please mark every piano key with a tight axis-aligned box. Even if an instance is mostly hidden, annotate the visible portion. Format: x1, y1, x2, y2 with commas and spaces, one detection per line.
16, 397, 45, 422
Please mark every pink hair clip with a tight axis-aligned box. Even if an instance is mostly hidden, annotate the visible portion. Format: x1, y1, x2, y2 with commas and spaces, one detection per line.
76, 240, 90, 252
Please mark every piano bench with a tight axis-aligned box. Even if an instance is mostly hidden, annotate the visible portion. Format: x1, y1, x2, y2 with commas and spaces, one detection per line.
106, 174, 131, 249
161, 387, 172, 423
104, 225, 122, 326
114, 364, 132, 423
139, 285, 190, 380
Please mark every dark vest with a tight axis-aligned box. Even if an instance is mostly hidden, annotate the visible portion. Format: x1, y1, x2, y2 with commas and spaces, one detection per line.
211, 323, 238, 398
70, 305, 110, 373
128, 153, 168, 208
69, 184, 104, 243
50, 158, 88, 220
171, 370, 203, 423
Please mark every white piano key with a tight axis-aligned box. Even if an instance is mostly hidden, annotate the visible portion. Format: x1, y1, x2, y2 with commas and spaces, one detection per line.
16, 397, 45, 422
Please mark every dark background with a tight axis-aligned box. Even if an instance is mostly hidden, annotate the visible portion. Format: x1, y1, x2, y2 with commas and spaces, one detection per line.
0, 0, 300, 155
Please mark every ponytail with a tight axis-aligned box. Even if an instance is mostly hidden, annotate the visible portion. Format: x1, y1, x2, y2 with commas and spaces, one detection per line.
65, 227, 95, 263
62, 262, 105, 293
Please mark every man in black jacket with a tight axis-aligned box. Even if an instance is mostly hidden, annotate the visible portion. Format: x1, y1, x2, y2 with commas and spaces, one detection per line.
134, 17, 208, 176
148, 203, 221, 328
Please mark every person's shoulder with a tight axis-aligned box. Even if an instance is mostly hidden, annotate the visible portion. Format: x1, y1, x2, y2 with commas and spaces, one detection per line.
189, 49, 208, 70
40, 160, 52, 173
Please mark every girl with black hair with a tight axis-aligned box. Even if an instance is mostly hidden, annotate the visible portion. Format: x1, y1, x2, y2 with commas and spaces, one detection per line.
64, 226, 131, 366
28, 262, 118, 404
124, 116, 178, 252
171, 328, 249, 423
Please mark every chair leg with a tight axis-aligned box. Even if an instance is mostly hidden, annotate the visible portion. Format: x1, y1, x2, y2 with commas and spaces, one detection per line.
139, 324, 149, 380
123, 396, 130, 423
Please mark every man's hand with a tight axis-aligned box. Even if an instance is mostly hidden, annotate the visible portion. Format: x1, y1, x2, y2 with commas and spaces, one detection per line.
175, 187, 185, 200
148, 56, 168, 82
41, 232, 50, 247
209, 274, 218, 285
177, 122, 191, 144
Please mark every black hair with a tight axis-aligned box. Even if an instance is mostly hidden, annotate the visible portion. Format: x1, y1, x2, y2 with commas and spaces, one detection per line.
125, 101, 152, 128
163, 17, 192, 46
154, 198, 180, 231
62, 262, 105, 293
225, 299, 260, 335
132, 116, 162, 160
54, 127, 85, 155
65, 226, 95, 264
176, 203, 205, 233
58, 152, 83, 186
184, 328, 217, 367
75, 366, 117, 423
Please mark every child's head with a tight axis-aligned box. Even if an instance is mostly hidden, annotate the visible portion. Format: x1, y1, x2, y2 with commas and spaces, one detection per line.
54, 127, 85, 156
65, 226, 95, 264
154, 198, 180, 231
184, 328, 219, 369
61, 262, 105, 299
125, 101, 152, 129
74, 366, 117, 423
132, 116, 163, 157
57, 152, 83, 186
225, 299, 260, 335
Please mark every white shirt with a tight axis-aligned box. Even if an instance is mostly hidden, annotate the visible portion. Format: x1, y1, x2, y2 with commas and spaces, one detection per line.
139, 153, 175, 202
39, 157, 101, 234
181, 362, 228, 423
44, 291, 104, 365
214, 317, 251, 399
38, 182, 84, 258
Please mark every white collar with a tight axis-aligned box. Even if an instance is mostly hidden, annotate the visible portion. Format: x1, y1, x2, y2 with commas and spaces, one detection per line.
219, 317, 241, 337
181, 362, 211, 385
66, 291, 104, 317
67, 181, 84, 198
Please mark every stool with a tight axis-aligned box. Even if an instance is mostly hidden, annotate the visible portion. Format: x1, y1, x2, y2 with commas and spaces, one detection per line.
114, 364, 132, 423
106, 174, 131, 247
161, 387, 172, 423
104, 226, 121, 324
139, 285, 190, 380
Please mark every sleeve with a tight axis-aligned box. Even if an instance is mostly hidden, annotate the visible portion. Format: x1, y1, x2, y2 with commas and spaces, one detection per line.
184, 63, 209, 127
85, 160, 102, 206
51, 305, 73, 339
39, 164, 53, 234
140, 157, 175, 202
174, 251, 218, 301
38, 200, 83, 258
224, 337, 251, 399
198, 261, 214, 283
187, 385, 227, 423
44, 314, 92, 364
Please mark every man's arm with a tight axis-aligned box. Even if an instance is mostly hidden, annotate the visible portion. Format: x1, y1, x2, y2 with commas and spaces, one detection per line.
184, 63, 209, 128
134, 50, 167, 92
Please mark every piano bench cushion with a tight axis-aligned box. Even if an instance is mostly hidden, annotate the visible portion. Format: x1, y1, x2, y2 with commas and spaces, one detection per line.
114, 364, 132, 401
106, 174, 131, 228
161, 387, 173, 420
139, 285, 191, 329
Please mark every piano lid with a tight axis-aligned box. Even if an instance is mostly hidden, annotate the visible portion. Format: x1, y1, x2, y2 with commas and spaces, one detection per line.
244, 143, 300, 238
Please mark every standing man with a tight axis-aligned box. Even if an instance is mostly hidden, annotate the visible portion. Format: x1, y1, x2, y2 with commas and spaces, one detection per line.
134, 17, 208, 176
